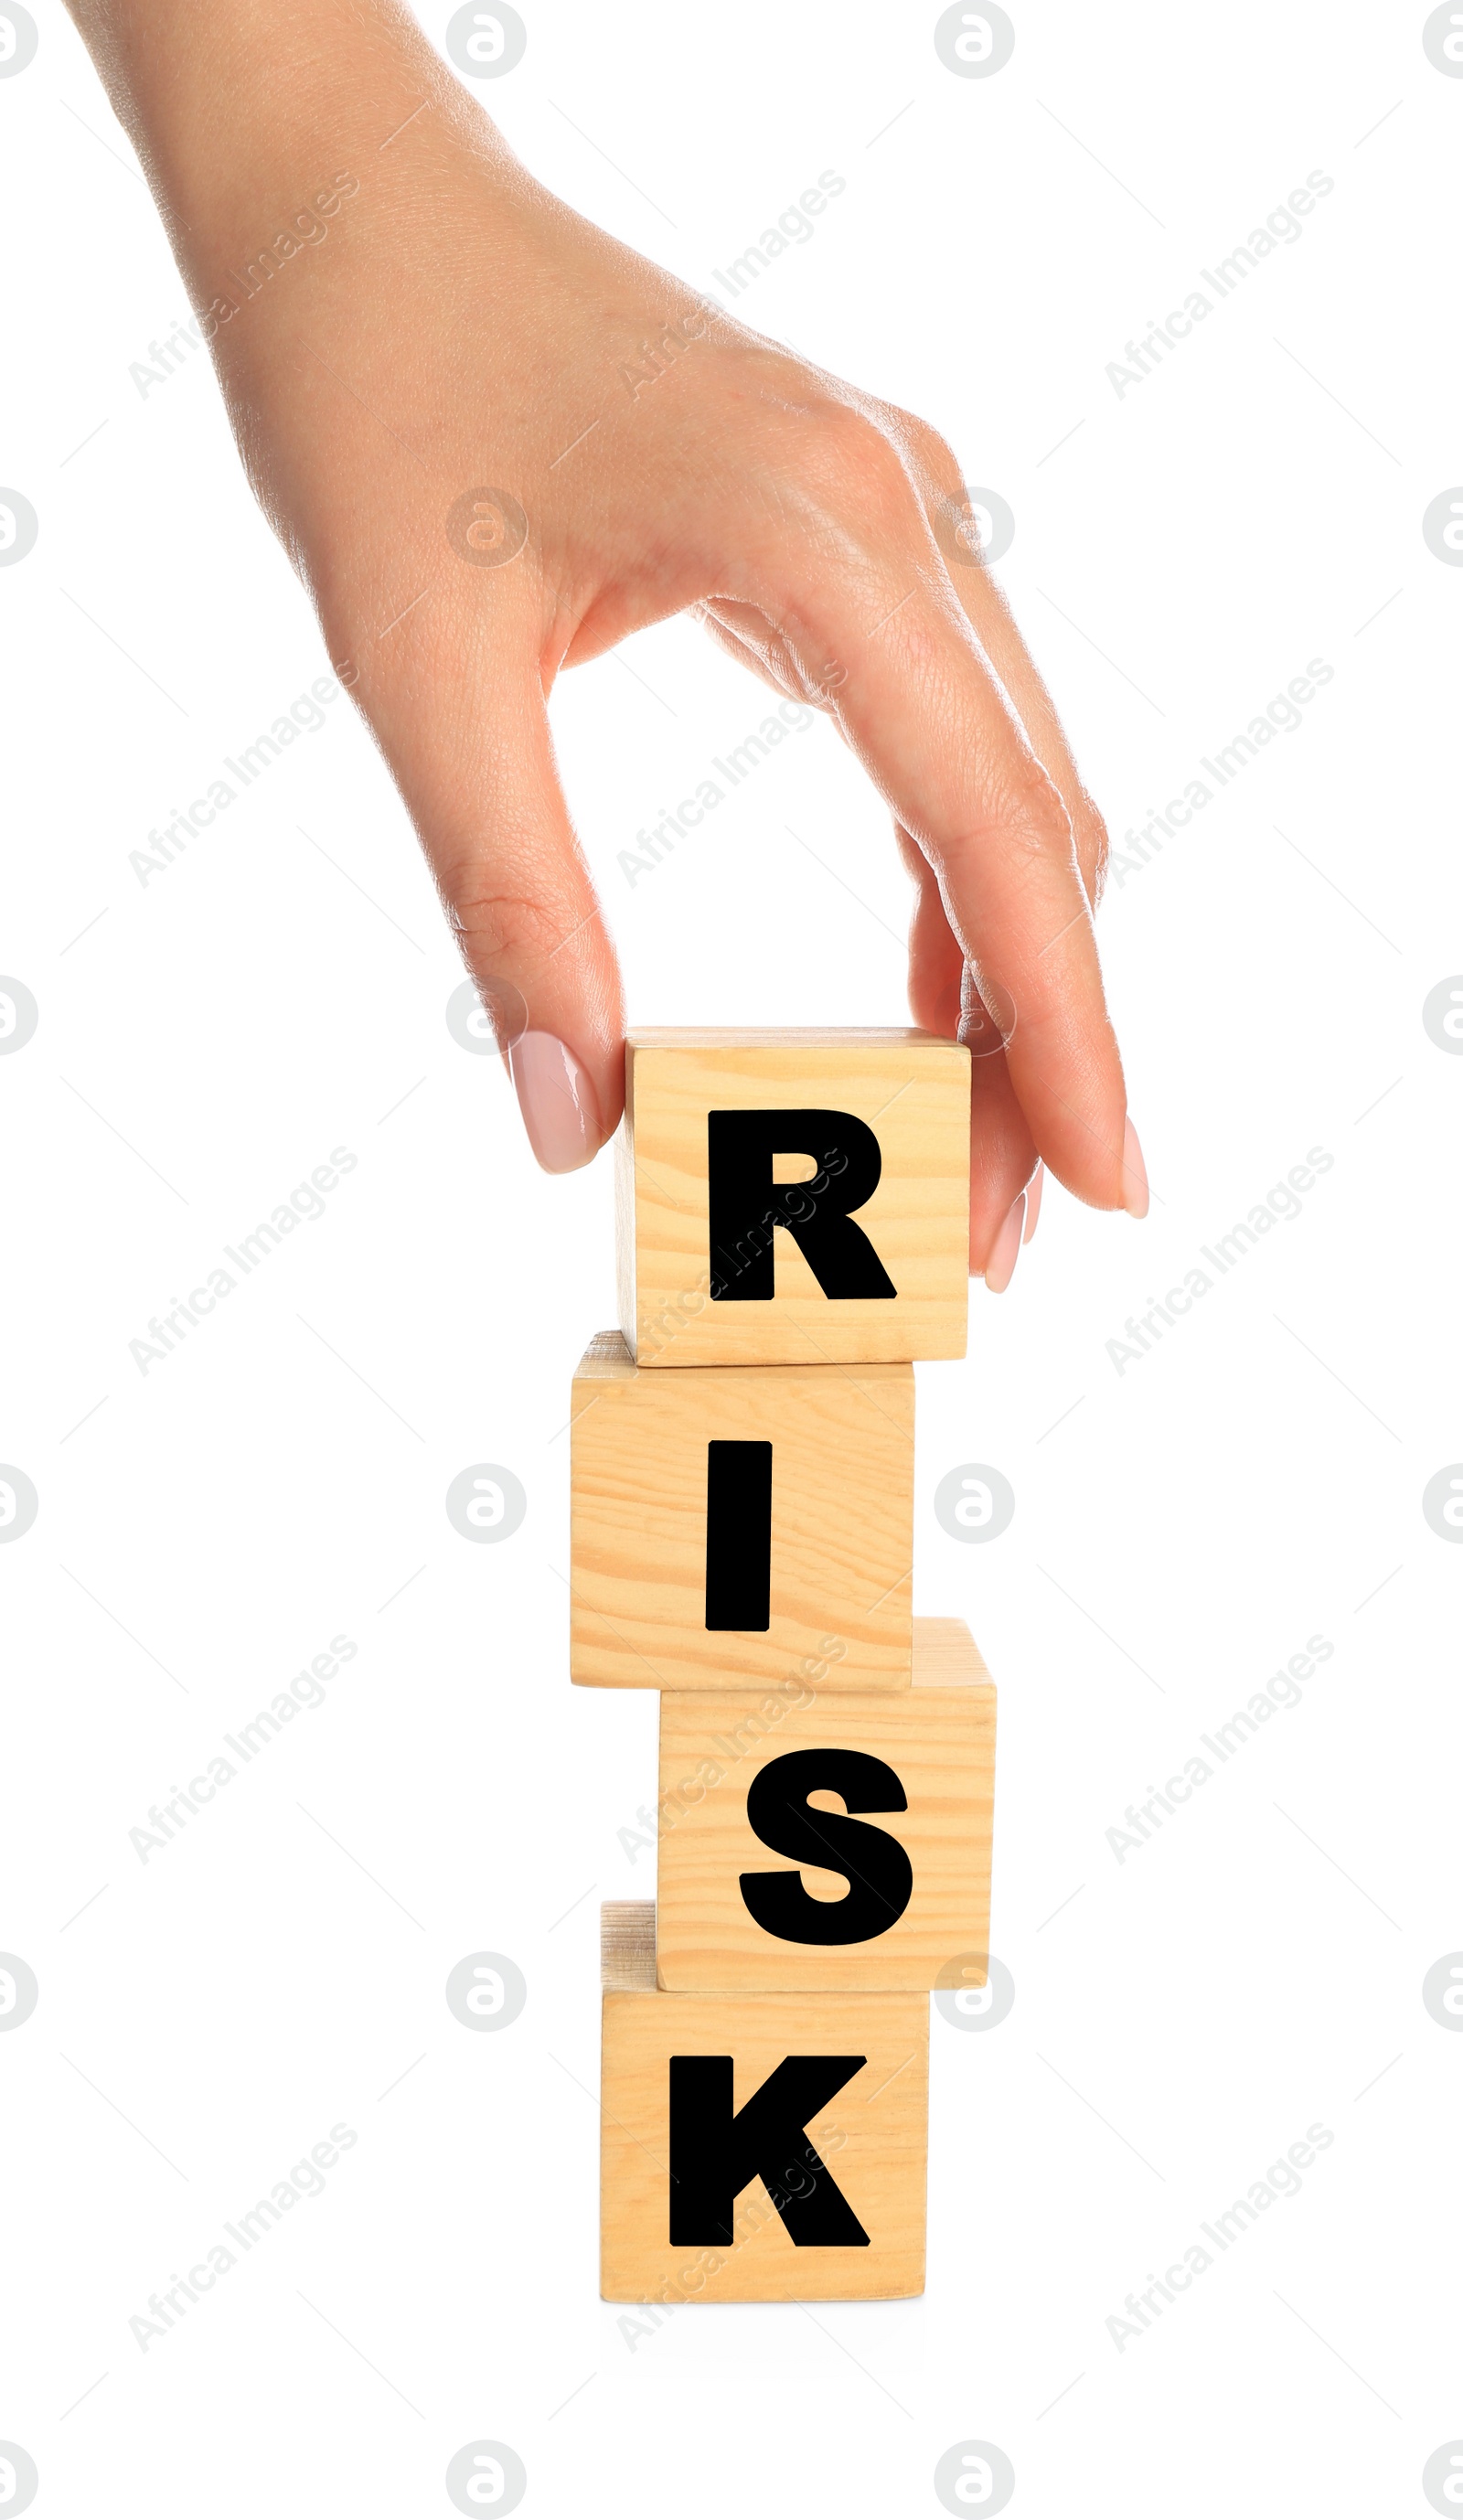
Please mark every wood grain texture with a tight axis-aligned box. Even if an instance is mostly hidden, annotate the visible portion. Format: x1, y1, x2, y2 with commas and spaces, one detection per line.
569, 1330, 913, 1691
655, 1618, 995, 1991
616, 1030, 970, 1366
601, 1941, 928, 2301
602, 1901, 657, 1990
906, 1615, 994, 1688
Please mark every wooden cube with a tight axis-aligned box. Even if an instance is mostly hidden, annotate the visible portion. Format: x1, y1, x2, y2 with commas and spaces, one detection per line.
616, 1029, 970, 1366
569, 1331, 913, 1691
600, 1903, 927, 2302
655, 1618, 995, 1991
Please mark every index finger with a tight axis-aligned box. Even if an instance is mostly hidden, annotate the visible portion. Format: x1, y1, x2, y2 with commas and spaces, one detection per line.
765, 432, 1142, 1212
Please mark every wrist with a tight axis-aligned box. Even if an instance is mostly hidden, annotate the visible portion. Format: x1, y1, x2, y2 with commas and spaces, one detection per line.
62, 0, 506, 327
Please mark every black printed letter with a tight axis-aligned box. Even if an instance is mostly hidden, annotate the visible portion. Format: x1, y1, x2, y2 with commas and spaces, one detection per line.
740, 1748, 913, 1945
707, 1109, 896, 1301
668, 2053, 870, 2245
705, 1439, 773, 1630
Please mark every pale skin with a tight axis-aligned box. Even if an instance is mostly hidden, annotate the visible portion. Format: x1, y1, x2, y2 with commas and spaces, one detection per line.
66, 0, 1148, 1287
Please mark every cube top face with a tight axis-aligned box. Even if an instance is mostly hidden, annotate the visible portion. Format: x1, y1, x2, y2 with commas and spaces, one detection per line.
655, 1619, 995, 1991
601, 1964, 928, 2301
904, 1614, 993, 1687
570, 1331, 913, 1692
616, 1030, 970, 1366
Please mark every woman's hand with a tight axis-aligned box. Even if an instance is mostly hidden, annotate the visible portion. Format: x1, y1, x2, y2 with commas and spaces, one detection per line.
67, 0, 1147, 1280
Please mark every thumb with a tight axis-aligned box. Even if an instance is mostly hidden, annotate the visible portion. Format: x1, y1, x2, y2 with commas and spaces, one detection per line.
360, 635, 625, 1172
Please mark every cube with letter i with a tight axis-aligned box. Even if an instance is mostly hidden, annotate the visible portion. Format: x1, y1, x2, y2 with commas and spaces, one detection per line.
570, 1332, 914, 1690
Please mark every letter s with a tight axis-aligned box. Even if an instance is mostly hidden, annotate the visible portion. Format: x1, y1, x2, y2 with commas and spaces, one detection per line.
739, 1748, 912, 1944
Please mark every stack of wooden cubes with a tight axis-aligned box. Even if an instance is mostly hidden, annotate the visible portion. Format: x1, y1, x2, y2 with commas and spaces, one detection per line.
570, 1028, 996, 2302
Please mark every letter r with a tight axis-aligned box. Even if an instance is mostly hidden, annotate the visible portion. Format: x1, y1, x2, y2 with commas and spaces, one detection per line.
707, 1110, 896, 1300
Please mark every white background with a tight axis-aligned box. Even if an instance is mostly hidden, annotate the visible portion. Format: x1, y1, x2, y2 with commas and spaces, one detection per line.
2, 1, 1461, 2514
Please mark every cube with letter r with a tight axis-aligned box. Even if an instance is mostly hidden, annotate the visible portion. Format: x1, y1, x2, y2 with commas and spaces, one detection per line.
615, 1028, 971, 1366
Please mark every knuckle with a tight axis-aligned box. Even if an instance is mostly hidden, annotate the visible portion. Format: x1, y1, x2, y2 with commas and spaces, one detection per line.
939, 756, 1078, 879
1003, 753, 1077, 854
1073, 791, 1111, 902
796, 402, 921, 529
881, 404, 963, 498
446, 881, 576, 976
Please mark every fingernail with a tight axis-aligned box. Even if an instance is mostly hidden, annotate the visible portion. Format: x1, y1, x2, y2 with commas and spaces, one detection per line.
1121, 1115, 1149, 1219
984, 1192, 1025, 1294
508, 1031, 599, 1173
1022, 1163, 1043, 1244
